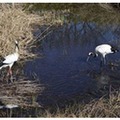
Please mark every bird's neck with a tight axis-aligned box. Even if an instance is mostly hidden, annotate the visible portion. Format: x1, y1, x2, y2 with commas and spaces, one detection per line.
94, 52, 98, 57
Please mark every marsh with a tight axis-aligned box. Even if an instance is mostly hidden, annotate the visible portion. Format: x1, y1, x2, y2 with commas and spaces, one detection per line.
0, 3, 120, 117
24, 3, 120, 107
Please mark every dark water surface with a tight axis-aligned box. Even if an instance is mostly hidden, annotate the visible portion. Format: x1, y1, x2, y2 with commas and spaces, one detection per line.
24, 22, 120, 106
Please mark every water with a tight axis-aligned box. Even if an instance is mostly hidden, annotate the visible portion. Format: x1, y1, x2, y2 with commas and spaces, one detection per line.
24, 22, 120, 106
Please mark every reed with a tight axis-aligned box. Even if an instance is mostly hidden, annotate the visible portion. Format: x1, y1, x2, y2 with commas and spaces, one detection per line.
43, 89, 120, 117
0, 4, 63, 61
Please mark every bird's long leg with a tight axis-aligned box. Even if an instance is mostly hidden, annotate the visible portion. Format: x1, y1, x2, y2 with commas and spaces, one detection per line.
7, 67, 13, 83
6, 67, 10, 77
9, 68, 12, 76
6, 67, 10, 84
7, 67, 12, 76
103, 56, 106, 65
9, 67, 13, 83
100, 56, 103, 66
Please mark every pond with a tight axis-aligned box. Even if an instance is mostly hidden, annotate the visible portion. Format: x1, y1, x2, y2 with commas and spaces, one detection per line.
24, 13, 120, 107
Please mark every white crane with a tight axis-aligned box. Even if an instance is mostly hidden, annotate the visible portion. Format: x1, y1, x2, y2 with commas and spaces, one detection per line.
0, 41, 19, 78
87, 44, 119, 65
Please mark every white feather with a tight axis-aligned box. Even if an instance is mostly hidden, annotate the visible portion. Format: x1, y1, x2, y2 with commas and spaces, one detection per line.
3, 53, 19, 64
0, 41, 19, 70
87, 44, 118, 65
95, 44, 113, 56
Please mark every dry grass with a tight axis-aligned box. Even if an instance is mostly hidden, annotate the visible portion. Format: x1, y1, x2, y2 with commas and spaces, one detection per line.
80, 91, 120, 117
0, 4, 63, 61
0, 75, 44, 107
0, 74, 44, 117
0, 89, 119, 117
42, 89, 120, 117
0, 4, 38, 60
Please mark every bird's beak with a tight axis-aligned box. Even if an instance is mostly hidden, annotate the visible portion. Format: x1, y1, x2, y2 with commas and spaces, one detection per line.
16, 43, 19, 49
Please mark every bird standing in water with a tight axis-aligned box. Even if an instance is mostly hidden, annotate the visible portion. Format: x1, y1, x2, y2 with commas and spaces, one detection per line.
87, 44, 119, 65
0, 41, 19, 82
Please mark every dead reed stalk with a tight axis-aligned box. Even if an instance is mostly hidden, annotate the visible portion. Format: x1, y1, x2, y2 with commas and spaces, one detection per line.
0, 4, 39, 60
0, 4, 63, 61
43, 89, 120, 117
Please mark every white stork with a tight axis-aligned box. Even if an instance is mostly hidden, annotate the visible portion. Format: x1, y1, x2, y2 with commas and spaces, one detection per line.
0, 41, 19, 78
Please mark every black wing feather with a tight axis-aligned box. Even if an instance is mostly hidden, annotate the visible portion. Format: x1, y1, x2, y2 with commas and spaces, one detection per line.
0, 56, 8, 67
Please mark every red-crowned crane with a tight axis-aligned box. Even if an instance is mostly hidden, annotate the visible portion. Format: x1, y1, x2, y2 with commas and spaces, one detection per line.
87, 44, 119, 65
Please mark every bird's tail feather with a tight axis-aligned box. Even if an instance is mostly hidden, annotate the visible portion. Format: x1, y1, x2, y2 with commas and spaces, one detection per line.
0, 63, 6, 70
0, 65, 4, 70
0, 66, 3, 70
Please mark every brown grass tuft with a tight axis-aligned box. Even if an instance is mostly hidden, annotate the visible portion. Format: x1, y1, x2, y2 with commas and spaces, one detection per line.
0, 4, 39, 60
0, 4, 63, 61
42, 90, 120, 117
0, 76, 44, 107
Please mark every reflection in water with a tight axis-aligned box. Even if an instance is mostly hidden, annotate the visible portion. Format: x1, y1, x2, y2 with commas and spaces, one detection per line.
24, 22, 120, 106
